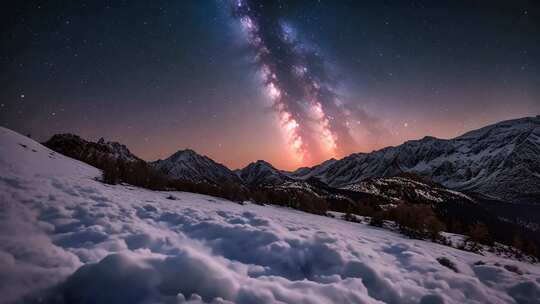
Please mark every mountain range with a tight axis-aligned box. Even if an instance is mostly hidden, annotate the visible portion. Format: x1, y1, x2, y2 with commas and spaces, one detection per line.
43, 116, 540, 205
293, 116, 540, 204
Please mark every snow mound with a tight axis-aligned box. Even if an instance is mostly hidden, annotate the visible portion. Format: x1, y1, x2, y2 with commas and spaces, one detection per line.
1, 126, 540, 304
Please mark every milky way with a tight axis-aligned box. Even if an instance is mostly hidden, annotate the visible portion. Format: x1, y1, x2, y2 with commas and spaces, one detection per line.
4, 1, 538, 170
232, 0, 355, 164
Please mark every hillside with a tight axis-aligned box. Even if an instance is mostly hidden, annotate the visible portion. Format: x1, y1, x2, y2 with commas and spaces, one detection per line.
1, 128, 540, 303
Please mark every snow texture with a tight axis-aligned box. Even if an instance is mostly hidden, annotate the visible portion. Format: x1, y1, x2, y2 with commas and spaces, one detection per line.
1, 126, 540, 304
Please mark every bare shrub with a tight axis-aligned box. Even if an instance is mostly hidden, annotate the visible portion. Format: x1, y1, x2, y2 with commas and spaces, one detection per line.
389, 204, 446, 241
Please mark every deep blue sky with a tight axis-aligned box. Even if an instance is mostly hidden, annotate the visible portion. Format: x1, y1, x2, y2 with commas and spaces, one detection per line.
1, 0, 539, 169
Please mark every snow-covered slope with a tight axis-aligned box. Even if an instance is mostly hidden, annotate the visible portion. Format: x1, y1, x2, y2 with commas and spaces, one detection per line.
1, 126, 540, 304
152, 149, 241, 185
296, 116, 540, 204
342, 175, 476, 205
236, 160, 291, 186
291, 158, 338, 180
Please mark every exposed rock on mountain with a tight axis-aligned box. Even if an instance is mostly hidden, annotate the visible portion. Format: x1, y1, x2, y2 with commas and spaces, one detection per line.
44, 133, 141, 163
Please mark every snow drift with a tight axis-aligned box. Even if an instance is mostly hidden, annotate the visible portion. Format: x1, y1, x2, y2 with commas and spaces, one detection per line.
1, 126, 539, 304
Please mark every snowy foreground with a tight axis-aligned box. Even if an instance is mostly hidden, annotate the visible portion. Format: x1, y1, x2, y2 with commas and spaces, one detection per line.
1, 127, 540, 304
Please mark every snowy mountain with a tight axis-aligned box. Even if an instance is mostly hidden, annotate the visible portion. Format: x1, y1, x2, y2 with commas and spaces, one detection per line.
2, 126, 540, 304
295, 116, 540, 204
236, 160, 292, 186
291, 158, 338, 179
44, 133, 141, 163
152, 149, 241, 185
42, 116, 540, 204
236, 161, 340, 204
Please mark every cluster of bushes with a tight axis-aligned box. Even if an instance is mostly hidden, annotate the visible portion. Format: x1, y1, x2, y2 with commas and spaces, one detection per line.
364, 204, 490, 250
373, 204, 446, 241
168, 179, 250, 203
100, 157, 169, 190
363, 203, 540, 258
510, 233, 539, 258
459, 223, 538, 258
392, 204, 446, 240
463, 222, 491, 251
251, 188, 329, 215
338, 202, 446, 241
98, 156, 252, 202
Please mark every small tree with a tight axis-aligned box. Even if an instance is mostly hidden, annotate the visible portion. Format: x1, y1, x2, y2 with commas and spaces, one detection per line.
369, 211, 385, 227
467, 222, 490, 251
250, 190, 268, 205
525, 240, 539, 258
342, 212, 360, 223
425, 215, 446, 241
449, 219, 464, 234
512, 233, 524, 257
292, 190, 329, 215
391, 204, 445, 240
102, 157, 120, 184
355, 203, 377, 217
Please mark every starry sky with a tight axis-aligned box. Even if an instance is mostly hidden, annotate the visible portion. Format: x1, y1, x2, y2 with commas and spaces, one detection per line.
1, 0, 539, 170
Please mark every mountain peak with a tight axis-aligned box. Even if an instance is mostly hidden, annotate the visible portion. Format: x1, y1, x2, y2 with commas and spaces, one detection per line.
249, 159, 277, 169
152, 149, 240, 185
170, 148, 200, 158
238, 160, 289, 186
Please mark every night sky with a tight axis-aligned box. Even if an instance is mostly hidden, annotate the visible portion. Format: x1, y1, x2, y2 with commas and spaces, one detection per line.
1, 1, 539, 170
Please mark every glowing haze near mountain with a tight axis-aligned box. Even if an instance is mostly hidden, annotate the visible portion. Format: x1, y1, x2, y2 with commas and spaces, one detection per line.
1, 1, 539, 170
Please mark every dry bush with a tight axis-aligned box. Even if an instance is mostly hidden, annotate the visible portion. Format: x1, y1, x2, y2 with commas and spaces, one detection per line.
250, 188, 329, 215
389, 204, 446, 240
467, 222, 491, 251
437, 257, 458, 273
369, 211, 385, 227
